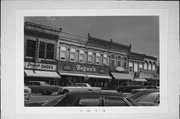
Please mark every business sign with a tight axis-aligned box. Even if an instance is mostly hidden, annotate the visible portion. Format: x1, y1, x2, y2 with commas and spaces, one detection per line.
58, 61, 109, 74
25, 62, 56, 71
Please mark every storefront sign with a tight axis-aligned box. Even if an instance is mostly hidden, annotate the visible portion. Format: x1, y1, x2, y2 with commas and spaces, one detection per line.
76, 64, 96, 72
25, 62, 56, 71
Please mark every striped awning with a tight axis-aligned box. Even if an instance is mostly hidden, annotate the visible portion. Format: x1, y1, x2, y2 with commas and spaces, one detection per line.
111, 72, 133, 80
24, 70, 61, 78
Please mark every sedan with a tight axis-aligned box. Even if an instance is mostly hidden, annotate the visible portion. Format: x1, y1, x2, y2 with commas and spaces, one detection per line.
130, 89, 159, 106
42, 92, 138, 106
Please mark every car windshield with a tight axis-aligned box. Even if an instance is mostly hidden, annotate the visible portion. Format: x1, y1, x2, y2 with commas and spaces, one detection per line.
43, 95, 66, 106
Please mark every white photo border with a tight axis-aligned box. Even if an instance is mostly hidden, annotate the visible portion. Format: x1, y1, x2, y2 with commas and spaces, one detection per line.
2, 1, 179, 119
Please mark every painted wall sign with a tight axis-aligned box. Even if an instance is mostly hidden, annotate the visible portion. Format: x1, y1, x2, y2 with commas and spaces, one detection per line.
25, 62, 56, 71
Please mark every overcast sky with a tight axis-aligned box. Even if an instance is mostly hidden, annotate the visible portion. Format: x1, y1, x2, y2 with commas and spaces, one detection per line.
25, 16, 159, 59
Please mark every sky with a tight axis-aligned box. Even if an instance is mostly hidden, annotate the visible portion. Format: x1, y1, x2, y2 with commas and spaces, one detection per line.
25, 16, 159, 59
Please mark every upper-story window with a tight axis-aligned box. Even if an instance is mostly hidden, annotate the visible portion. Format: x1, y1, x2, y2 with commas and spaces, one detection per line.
70, 48, 76, 62
103, 54, 108, 65
129, 61, 133, 72
134, 62, 138, 72
39, 42, 45, 58
96, 52, 101, 65
144, 61, 148, 70
26, 39, 36, 57
117, 56, 122, 67
88, 51, 93, 64
60, 46, 67, 61
110, 55, 115, 67
139, 63, 143, 72
123, 57, 127, 68
79, 50, 85, 63
46, 43, 54, 59
148, 62, 152, 70
152, 62, 156, 71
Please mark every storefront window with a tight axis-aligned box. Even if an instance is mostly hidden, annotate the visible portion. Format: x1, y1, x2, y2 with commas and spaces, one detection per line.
46, 43, 54, 59
103, 54, 108, 65
60, 46, 67, 61
79, 50, 85, 63
110, 55, 115, 67
88, 51, 93, 64
96, 52, 101, 65
70, 48, 76, 62
39, 42, 45, 58
26, 39, 36, 57
117, 56, 122, 67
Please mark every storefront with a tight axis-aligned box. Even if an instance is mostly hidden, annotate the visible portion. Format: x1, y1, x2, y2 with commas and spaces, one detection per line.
24, 62, 61, 85
58, 61, 111, 89
110, 72, 133, 88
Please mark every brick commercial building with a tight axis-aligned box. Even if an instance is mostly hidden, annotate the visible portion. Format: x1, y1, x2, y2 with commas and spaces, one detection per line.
24, 22, 159, 89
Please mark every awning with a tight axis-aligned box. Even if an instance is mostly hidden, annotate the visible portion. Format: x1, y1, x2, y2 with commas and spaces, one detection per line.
133, 78, 147, 82
87, 74, 112, 79
111, 72, 133, 80
24, 70, 61, 78
60, 72, 87, 77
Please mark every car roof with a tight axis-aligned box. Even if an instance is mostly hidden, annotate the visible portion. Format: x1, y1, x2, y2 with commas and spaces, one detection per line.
66, 91, 126, 97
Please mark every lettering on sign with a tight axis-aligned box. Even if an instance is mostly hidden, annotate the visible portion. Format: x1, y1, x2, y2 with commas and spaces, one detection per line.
76, 65, 96, 72
25, 62, 56, 71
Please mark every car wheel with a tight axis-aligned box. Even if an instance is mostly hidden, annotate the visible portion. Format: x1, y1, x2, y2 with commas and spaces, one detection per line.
63, 90, 69, 94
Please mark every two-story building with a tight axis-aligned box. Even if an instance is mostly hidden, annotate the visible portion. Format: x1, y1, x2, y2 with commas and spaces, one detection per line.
24, 22, 61, 85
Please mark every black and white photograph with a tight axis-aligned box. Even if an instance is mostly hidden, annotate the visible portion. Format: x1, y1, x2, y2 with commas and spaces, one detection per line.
24, 16, 160, 107
1, 1, 179, 119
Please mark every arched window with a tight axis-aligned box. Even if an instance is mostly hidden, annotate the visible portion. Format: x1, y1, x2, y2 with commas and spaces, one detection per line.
117, 56, 122, 67
139, 63, 143, 72
103, 54, 108, 65
60, 46, 67, 61
144, 61, 148, 70
88, 51, 93, 64
149, 62, 152, 70
70, 48, 76, 62
152, 62, 156, 71
79, 50, 85, 63
96, 52, 101, 65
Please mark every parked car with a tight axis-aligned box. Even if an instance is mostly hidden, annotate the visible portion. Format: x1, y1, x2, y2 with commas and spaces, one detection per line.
24, 86, 32, 101
42, 92, 139, 106
26, 81, 62, 95
61, 83, 102, 94
130, 89, 159, 106
116, 81, 144, 93
131, 85, 159, 94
